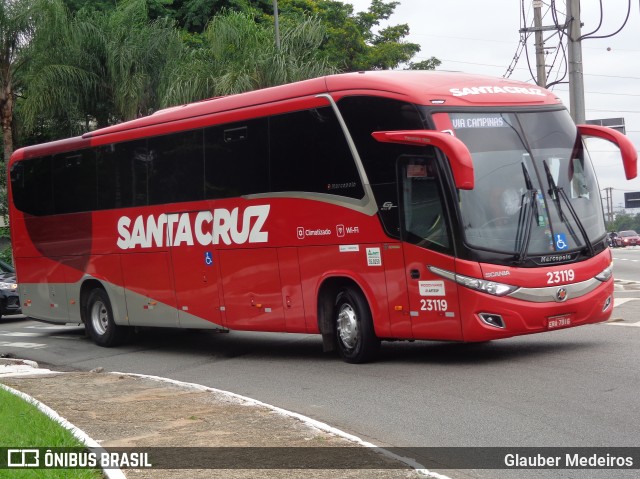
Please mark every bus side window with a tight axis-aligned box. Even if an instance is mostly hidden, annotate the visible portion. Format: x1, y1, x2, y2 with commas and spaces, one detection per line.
96, 140, 145, 209
269, 107, 364, 199
338, 96, 429, 239
204, 119, 269, 199
52, 151, 97, 214
10, 156, 54, 216
148, 130, 204, 205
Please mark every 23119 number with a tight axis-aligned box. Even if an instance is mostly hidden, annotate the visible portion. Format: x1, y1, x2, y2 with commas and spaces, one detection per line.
546, 269, 575, 284
420, 299, 448, 311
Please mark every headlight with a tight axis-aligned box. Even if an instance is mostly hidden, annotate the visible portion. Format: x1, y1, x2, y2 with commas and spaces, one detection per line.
0, 282, 17, 290
454, 273, 519, 296
429, 266, 519, 297
595, 265, 613, 282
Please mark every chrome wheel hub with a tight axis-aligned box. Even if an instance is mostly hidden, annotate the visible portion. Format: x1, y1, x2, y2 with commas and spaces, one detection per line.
91, 300, 109, 336
337, 303, 358, 349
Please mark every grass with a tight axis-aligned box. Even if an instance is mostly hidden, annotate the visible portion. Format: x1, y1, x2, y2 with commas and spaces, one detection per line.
0, 386, 103, 479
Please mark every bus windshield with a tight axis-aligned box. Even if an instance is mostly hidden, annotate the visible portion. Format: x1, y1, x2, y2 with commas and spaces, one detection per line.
432, 109, 605, 258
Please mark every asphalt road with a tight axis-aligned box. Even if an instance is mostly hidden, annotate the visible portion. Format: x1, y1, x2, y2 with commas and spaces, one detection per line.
612, 245, 640, 282
1, 278, 639, 479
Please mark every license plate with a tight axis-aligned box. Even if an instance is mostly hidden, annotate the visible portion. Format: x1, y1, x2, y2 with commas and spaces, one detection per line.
547, 314, 572, 330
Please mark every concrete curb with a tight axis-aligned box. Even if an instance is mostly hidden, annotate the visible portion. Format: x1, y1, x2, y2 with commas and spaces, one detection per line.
0, 360, 126, 479
117, 372, 451, 479
0, 358, 59, 378
2, 362, 452, 479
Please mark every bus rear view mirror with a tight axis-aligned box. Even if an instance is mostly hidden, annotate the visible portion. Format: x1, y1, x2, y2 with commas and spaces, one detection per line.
371, 130, 474, 190
577, 124, 638, 180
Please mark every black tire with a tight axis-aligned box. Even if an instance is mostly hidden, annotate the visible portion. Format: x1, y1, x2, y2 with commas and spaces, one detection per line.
84, 288, 128, 347
334, 287, 380, 363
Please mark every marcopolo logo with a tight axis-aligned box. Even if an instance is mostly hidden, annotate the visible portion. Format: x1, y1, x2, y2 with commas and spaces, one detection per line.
117, 205, 270, 250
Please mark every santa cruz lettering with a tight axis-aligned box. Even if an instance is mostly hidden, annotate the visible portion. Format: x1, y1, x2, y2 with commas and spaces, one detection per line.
450, 86, 546, 97
116, 205, 270, 250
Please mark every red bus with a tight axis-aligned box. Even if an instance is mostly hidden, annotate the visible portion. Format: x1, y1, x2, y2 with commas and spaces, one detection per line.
8, 71, 637, 363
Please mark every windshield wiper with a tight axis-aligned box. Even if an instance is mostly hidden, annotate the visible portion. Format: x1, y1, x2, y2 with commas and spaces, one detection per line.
514, 163, 538, 264
542, 159, 595, 257
514, 189, 537, 264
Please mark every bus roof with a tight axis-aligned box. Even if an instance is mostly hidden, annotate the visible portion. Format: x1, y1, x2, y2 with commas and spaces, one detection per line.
87, 71, 561, 138
11, 70, 562, 161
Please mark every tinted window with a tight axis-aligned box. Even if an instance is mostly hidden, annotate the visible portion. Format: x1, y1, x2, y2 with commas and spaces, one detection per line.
96, 143, 131, 210
96, 140, 148, 208
148, 130, 204, 205
339, 96, 429, 238
10, 156, 53, 216
269, 107, 363, 199
52, 150, 97, 214
204, 119, 269, 198
338, 96, 426, 185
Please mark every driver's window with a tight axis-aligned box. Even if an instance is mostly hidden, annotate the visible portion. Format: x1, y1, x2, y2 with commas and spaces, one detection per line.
400, 156, 451, 253
570, 157, 590, 199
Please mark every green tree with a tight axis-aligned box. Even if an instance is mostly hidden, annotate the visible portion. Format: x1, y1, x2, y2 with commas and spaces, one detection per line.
62, 0, 116, 13
173, 0, 266, 32
407, 57, 442, 70
0, 0, 38, 161
276, 0, 425, 71
608, 212, 640, 233
161, 9, 336, 105
19, 0, 181, 133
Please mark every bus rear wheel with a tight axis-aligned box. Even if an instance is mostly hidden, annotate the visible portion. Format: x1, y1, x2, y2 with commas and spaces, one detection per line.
334, 287, 379, 363
84, 288, 128, 347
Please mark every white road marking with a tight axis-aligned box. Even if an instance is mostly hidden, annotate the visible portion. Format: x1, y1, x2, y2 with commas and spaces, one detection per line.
0, 341, 47, 349
25, 325, 81, 330
608, 322, 640, 327
613, 298, 640, 307
0, 332, 44, 337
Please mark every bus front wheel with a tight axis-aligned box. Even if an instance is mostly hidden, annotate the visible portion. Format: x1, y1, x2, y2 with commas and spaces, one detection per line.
84, 288, 128, 347
334, 287, 380, 363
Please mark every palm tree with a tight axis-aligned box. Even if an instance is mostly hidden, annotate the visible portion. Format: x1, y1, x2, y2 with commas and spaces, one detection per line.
0, 0, 39, 160
160, 10, 336, 107
19, 0, 181, 133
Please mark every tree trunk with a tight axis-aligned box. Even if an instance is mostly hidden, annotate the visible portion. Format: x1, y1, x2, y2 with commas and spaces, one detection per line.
0, 77, 14, 162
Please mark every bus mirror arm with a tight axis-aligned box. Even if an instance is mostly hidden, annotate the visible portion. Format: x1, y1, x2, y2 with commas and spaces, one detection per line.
577, 124, 638, 180
371, 130, 475, 190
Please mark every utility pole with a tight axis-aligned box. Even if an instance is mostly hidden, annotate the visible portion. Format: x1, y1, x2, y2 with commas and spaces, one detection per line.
567, 0, 586, 124
533, 0, 546, 87
273, 0, 281, 50
602, 187, 614, 223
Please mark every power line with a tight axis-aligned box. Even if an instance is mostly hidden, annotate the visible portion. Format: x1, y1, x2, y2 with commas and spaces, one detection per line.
509, 1, 636, 100
554, 88, 640, 97
409, 32, 516, 45
584, 73, 640, 80
587, 109, 640, 113
579, 0, 632, 41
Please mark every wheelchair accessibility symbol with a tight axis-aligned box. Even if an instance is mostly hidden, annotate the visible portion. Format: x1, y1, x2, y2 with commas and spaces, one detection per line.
555, 233, 568, 251
205, 252, 213, 265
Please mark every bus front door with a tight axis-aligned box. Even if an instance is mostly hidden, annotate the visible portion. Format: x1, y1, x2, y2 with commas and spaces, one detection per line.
398, 156, 463, 341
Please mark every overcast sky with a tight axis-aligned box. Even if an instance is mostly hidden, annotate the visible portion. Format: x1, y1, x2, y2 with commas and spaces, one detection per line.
348, 0, 640, 212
